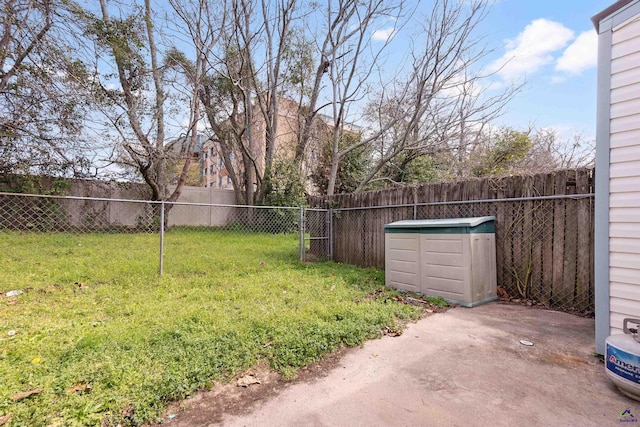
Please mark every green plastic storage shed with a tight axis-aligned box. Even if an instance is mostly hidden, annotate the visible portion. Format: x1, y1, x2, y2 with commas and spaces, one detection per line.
384, 217, 497, 307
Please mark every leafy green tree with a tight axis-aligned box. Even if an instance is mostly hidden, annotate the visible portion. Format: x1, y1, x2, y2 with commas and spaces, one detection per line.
376, 154, 451, 188
263, 159, 307, 208
311, 132, 370, 194
72, 0, 210, 203
0, 0, 94, 177
472, 128, 532, 177
259, 159, 306, 233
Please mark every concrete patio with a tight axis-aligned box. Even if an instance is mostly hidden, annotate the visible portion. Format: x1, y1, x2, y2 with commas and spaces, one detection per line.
163, 303, 636, 426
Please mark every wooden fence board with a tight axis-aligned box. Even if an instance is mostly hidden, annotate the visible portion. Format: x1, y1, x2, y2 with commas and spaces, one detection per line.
495, 200, 506, 291
530, 173, 546, 302
563, 171, 579, 308
576, 170, 593, 312
307, 168, 595, 312
540, 172, 557, 306
552, 171, 568, 306
522, 175, 535, 299
502, 201, 515, 295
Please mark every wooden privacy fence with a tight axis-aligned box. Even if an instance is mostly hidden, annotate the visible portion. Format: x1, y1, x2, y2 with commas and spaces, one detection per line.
308, 169, 595, 314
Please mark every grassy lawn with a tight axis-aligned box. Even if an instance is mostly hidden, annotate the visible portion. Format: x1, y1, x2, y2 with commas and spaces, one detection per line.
0, 230, 422, 426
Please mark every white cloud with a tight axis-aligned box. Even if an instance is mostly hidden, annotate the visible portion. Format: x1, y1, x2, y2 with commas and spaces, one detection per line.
488, 19, 574, 82
549, 75, 567, 84
372, 27, 395, 42
542, 123, 574, 136
555, 30, 598, 75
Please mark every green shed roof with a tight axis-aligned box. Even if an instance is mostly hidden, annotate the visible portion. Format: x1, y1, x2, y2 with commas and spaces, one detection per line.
385, 216, 495, 229
384, 216, 495, 234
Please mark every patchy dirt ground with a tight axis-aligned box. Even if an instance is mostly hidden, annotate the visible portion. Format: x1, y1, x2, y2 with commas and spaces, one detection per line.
150, 347, 354, 426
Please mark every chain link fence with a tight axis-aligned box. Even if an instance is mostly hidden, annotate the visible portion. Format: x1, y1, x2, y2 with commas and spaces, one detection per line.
0, 191, 595, 314
0, 192, 325, 277
330, 195, 594, 315
0, 193, 160, 234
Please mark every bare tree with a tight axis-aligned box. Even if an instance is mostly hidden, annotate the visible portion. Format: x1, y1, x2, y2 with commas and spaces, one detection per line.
159, 0, 518, 201
351, 0, 517, 193
52, 0, 521, 201
194, 0, 408, 202
316, 0, 405, 196
528, 128, 595, 171
167, 0, 225, 191
187, 0, 302, 205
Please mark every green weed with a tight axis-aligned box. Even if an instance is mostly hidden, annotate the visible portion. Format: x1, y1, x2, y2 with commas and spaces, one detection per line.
0, 230, 420, 426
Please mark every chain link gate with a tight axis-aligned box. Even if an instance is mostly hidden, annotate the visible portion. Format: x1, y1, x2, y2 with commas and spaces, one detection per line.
301, 208, 332, 261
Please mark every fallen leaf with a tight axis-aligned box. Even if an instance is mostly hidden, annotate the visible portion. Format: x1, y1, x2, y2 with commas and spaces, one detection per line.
31, 357, 41, 364
66, 383, 91, 395
0, 414, 11, 426
6, 299, 16, 306
237, 374, 261, 387
11, 388, 43, 402
388, 330, 403, 337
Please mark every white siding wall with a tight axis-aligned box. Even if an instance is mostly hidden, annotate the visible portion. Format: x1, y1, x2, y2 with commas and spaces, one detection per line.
609, 16, 640, 335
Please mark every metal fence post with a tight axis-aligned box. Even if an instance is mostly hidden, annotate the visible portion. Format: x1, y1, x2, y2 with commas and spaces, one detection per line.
159, 201, 165, 276
298, 207, 305, 262
328, 208, 334, 260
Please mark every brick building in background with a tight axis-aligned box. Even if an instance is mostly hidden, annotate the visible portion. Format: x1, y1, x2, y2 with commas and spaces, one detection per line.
201, 97, 355, 194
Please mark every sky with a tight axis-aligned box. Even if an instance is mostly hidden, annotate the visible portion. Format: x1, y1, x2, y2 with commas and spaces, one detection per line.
471, 0, 614, 139
93, 0, 615, 145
